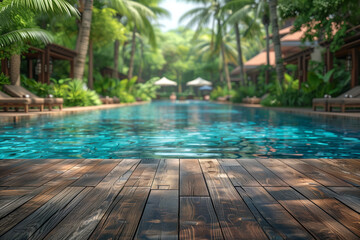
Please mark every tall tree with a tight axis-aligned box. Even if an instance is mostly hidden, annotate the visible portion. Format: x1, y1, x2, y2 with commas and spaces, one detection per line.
74, 0, 93, 80
181, 0, 233, 91
269, 0, 284, 84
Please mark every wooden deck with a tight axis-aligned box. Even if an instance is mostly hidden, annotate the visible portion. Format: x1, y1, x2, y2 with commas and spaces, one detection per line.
0, 158, 359, 239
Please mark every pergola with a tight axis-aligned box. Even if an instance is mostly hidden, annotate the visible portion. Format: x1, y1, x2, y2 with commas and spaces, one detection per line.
322, 27, 360, 88
1, 44, 77, 84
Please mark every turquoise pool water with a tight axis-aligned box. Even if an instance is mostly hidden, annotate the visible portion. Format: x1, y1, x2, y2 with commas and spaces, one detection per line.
1, 101, 360, 159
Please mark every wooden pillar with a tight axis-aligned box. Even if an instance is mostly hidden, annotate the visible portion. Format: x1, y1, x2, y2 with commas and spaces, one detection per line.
70, 60, 74, 79
298, 56, 302, 89
44, 46, 51, 84
40, 52, 45, 83
28, 59, 33, 79
326, 47, 333, 82
302, 55, 307, 83
351, 48, 359, 87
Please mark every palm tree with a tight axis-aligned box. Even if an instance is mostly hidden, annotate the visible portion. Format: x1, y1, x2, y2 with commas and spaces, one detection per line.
268, 0, 284, 84
106, 0, 156, 79
0, 0, 78, 85
181, 0, 233, 91
74, 0, 93, 80
223, 0, 254, 85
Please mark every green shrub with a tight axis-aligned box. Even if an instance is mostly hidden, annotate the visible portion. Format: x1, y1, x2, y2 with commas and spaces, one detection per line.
0, 73, 10, 91
21, 76, 51, 97
65, 79, 101, 106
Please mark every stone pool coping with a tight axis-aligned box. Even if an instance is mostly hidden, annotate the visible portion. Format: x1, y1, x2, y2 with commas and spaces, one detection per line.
0, 101, 149, 123
215, 101, 360, 120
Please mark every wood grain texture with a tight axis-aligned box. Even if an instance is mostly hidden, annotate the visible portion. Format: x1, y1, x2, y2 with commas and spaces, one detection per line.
240, 187, 314, 240
180, 197, 223, 240
279, 158, 351, 187
257, 158, 319, 186
1, 187, 84, 240
125, 160, 159, 187
152, 159, 179, 190
135, 190, 179, 240
180, 159, 208, 196
237, 158, 287, 187
295, 186, 360, 237
44, 159, 139, 240
89, 186, 150, 240
71, 159, 121, 187
0, 158, 64, 186
199, 159, 268, 240
29, 187, 92, 240
236, 187, 284, 240
302, 158, 360, 186
328, 187, 360, 213
0, 159, 100, 236
222, 165, 260, 187
267, 186, 359, 239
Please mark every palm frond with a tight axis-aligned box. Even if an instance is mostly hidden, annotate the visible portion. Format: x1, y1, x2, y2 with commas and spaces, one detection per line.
10, 0, 79, 17
0, 28, 53, 48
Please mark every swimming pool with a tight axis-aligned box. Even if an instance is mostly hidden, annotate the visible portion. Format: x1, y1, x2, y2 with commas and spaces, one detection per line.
1, 101, 360, 159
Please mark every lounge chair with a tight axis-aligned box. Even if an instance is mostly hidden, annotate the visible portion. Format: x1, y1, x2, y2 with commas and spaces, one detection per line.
313, 86, 360, 112
100, 96, 114, 104
0, 90, 43, 113
327, 88, 360, 112
4, 85, 63, 111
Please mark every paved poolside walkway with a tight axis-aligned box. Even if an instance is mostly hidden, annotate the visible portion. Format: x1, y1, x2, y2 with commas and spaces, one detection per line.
0, 158, 359, 239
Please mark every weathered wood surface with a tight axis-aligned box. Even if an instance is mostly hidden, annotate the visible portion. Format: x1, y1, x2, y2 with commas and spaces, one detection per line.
0, 158, 359, 239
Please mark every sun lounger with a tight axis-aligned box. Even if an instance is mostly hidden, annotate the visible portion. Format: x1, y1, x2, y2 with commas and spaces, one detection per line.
3, 85, 62, 111
0, 90, 43, 113
242, 96, 261, 104
100, 96, 114, 104
313, 86, 360, 111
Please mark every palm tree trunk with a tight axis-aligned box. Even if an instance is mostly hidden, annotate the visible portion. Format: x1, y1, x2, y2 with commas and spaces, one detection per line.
10, 54, 21, 86
234, 23, 245, 86
221, 42, 232, 92
88, 40, 93, 89
74, 0, 93, 80
113, 39, 120, 78
138, 39, 144, 80
265, 23, 270, 84
269, 0, 284, 84
128, 26, 137, 80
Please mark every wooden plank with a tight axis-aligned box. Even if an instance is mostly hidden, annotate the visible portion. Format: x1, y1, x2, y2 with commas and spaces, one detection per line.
222, 165, 260, 187
240, 187, 314, 239
267, 187, 358, 239
279, 159, 351, 187
328, 187, 360, 213
152, 159, 179, 190
0, 159, 64, 186
218, 159, 241, 166
257, 158, 319, 186
0, 159, 101, 235
0, 159, 36, 178
125, 160, 159, 187
29, 187, 92, 240
135, 190, 178, 239
5, 158, 83, 187
199, 159, 267, 240
89, 187, 150, 240
235, 187, 285, 240
295, 186, 360, 237
44, 159, 139, 240
302, 158, 360, 186
0, 186, 46, 219
72, 159, 121, 187
1, 187, 84, 240
237, 158, 287, 187
180, 197, 223, 240
0, 187, 37, 207
180, 159, 208, 196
